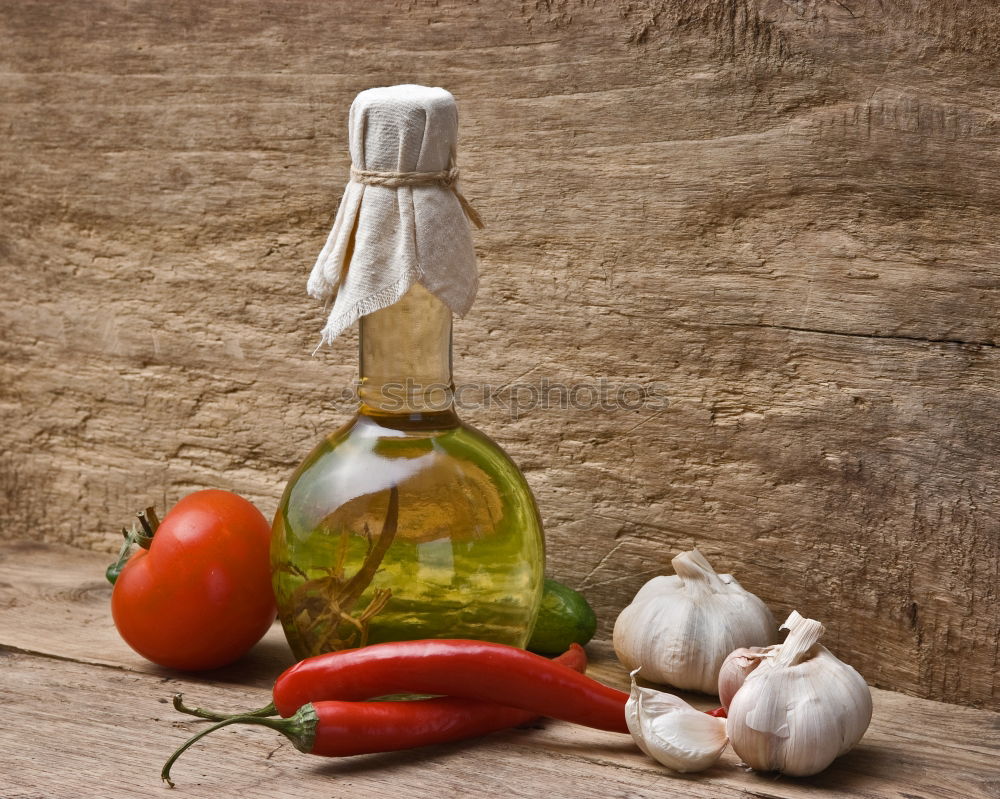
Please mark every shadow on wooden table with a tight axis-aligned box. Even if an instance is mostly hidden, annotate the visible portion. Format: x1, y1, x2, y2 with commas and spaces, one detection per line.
716, 743, 905, 797
141, 622, 297, 691
306, 726, 905, 797
307, 726, 637, 778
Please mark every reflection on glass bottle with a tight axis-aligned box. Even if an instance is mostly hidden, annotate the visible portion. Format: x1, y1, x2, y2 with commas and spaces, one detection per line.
272, 285, 545, 659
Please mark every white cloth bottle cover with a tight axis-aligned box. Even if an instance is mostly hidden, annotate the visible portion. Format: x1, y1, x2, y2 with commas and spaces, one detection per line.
307, 84, 482, 346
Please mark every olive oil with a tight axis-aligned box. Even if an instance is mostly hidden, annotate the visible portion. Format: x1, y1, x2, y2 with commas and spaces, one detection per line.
272, 284, 545, 659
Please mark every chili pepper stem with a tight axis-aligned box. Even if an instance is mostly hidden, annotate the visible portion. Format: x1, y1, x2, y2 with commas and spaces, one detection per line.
172, 693, 278, 721
162, 704, 318, 787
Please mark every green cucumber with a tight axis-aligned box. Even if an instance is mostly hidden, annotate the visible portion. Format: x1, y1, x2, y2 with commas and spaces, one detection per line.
528, 578, 598, 655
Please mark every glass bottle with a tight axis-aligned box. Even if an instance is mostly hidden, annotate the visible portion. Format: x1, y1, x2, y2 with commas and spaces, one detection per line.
271, 283, 545, 659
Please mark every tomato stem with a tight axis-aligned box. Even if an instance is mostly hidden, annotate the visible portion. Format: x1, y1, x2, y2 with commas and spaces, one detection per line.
137, 506, 160, 538
162, 704, 317, 787
172, 693, 278, 721
105, 506, 159, 584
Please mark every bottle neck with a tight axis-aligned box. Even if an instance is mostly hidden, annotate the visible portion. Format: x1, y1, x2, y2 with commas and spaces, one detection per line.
358, 284, 456, 416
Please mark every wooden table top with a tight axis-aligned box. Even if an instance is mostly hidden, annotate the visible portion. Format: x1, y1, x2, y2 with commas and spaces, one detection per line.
1, 540, 997, 798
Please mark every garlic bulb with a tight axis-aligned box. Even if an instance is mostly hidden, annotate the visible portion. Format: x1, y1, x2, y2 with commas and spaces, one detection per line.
613, 549, 777, 693
717, 646, 771, 710
626, 670, 728, 773
726, 610, 873, 776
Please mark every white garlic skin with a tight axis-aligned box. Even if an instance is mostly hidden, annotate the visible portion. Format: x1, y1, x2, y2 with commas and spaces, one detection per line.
626, 671, 728, 773
613, 549, 778, 694
717, 646, 772, 710
726, 619, 873, 776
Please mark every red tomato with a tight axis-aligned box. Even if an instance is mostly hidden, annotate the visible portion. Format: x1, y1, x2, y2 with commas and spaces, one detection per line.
111, 489, 276, 671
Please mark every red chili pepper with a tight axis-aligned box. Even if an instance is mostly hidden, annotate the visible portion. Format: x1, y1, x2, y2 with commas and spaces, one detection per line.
162, 643, 597, 786
707, 706, 727, 718
272, 639, 629, 733
162, 696, 562, 786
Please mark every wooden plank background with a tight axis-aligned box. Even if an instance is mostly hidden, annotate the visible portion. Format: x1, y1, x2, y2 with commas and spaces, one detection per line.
1, 0, 998, 709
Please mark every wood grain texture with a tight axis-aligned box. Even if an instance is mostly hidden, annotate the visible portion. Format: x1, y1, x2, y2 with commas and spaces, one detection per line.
0, 540, 296, 684
2, 542, 998, 798
1, 1, 998, 708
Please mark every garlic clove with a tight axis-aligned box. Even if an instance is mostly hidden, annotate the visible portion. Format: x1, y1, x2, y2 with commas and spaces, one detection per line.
717, 646, 773, 710
626, 670, 728, 773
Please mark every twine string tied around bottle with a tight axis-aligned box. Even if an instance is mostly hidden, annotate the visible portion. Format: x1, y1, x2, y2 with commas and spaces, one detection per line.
350, 164, 485, 229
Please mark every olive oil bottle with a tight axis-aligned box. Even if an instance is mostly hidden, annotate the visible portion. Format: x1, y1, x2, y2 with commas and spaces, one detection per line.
271, 86, 545, 659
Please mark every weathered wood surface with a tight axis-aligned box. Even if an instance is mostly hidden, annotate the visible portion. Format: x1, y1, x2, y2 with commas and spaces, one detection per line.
1, 1, 998, 709
2, 542, 998, 799
0, 541, 295, 684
